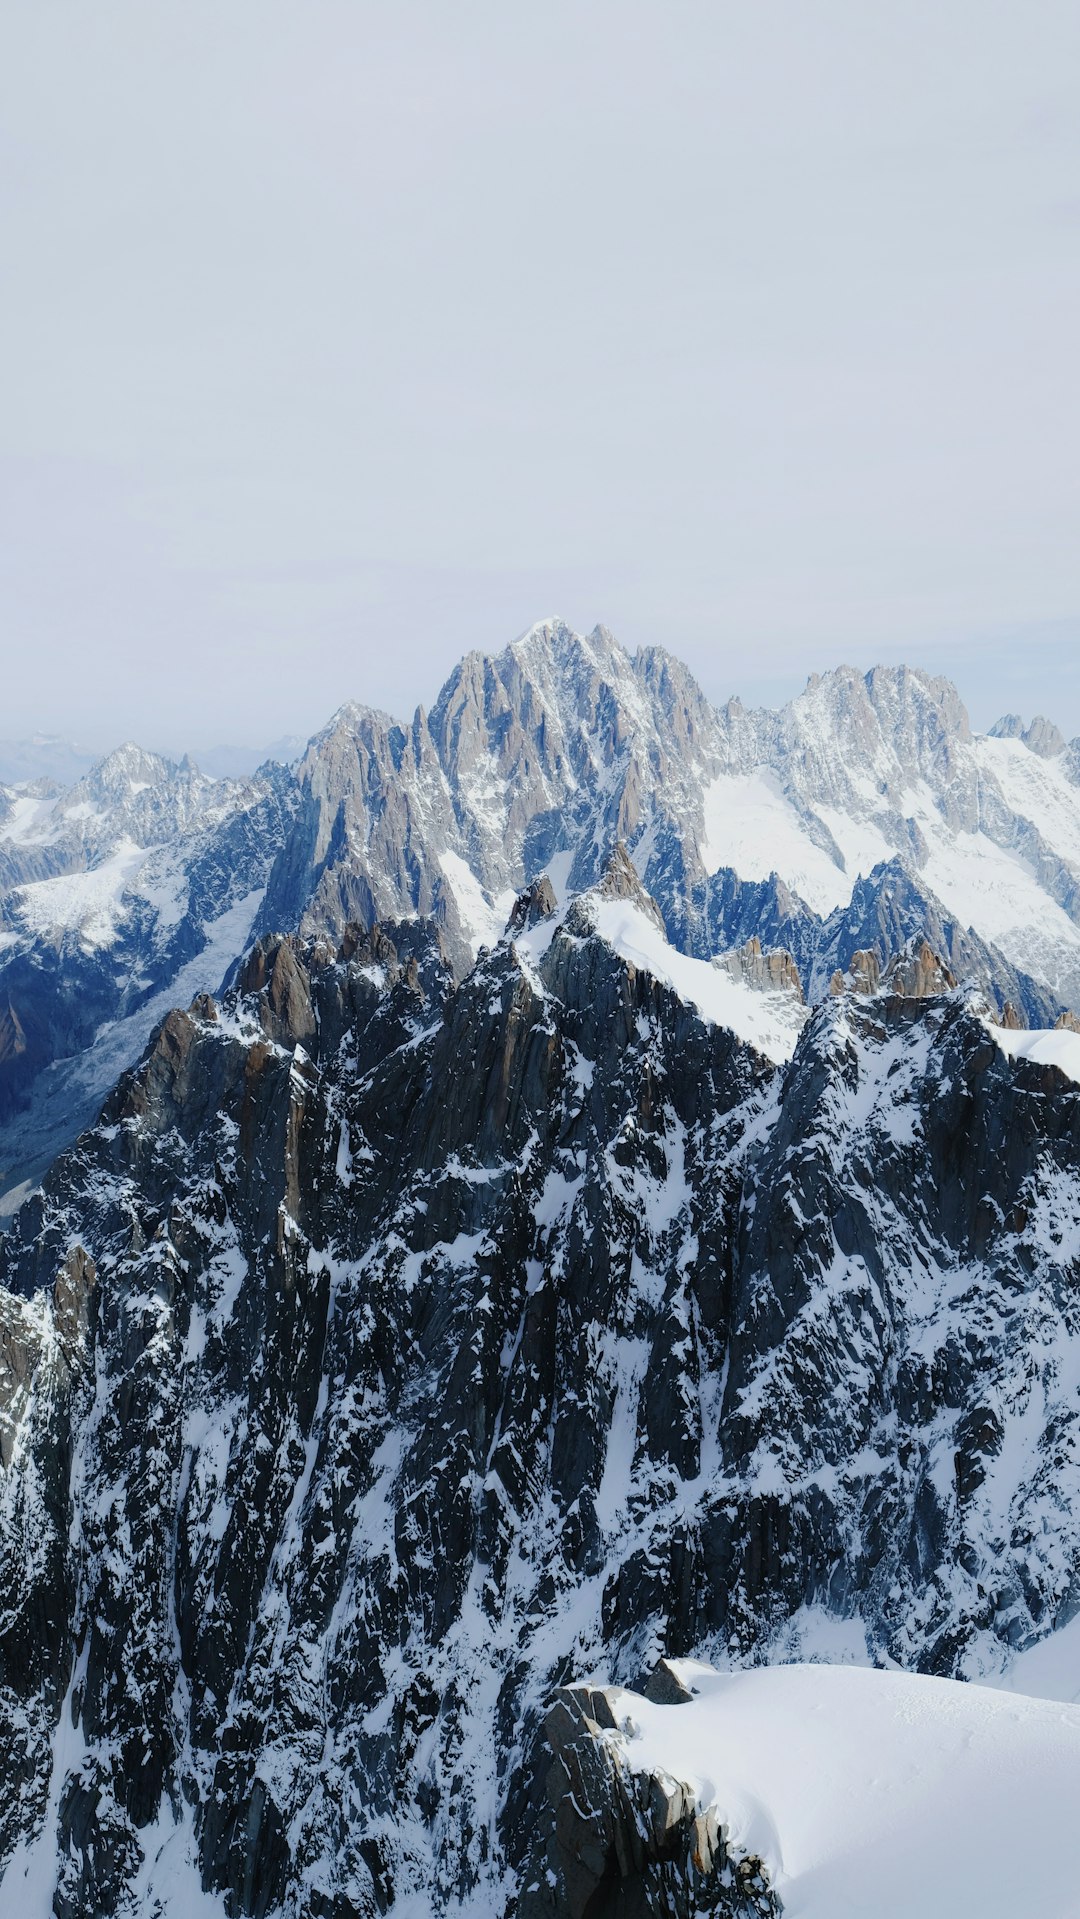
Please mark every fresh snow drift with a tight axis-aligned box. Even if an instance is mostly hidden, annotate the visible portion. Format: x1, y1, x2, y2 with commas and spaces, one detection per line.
612, 1660, 1080, 1919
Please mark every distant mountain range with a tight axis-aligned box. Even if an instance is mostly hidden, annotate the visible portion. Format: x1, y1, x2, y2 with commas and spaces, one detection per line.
0, 733, 306, 788
3, 620, 1078, 1208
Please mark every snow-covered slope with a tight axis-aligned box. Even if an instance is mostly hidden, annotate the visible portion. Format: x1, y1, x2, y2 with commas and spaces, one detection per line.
514, 856, 808, 1066
596, 1660, 1080, 1919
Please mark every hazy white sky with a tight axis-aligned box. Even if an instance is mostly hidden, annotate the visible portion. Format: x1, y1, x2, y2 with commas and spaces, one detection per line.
2, 2, 1078, 749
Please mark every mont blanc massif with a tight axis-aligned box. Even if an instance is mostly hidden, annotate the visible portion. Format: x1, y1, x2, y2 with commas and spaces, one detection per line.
6, 620, 1080, 1919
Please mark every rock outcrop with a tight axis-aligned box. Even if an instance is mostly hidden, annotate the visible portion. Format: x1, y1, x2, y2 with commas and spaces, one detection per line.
880, 938, 958, 1000
520, 1679, 780, 1919
715, 937, 804, 1001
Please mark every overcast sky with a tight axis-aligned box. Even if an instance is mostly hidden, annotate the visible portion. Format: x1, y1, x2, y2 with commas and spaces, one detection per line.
2, 2, 1078, 752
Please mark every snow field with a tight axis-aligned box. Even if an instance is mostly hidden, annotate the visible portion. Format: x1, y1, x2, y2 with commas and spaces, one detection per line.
611, 1659, 1080, 1919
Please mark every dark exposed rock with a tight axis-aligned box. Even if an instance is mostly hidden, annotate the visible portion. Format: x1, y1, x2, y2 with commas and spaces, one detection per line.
507, 874, 559, 934
642, 1660, 696, 1706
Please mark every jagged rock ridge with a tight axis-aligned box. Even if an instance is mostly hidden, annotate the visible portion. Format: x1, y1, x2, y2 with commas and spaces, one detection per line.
3, 864, 1080, 1912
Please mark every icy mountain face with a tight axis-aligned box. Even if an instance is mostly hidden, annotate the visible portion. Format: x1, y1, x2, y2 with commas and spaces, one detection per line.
0, 748, 297, 1202
4, 874, 1080, 1914
258, 625, 1080, 1016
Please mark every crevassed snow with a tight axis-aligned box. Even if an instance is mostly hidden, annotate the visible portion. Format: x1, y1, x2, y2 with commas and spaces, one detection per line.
808, 802, 894, 888
700, 770, 850, 914
590, 898, 807, 1063
612, 1661, 1080, 1919
984, 1019, 1080, 1085
12, 839, 151, 947
920, 825, 1080, 978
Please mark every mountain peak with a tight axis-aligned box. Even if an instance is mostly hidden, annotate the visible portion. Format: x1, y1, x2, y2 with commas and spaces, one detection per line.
988, 712, 1065, 758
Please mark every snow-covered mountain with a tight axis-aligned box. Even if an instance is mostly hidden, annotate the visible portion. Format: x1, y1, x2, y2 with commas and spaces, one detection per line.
5, 626, 1080, 1911
0, 746, 296, 1205
5, 623, 1080, 1215
3, 839, 1080, 1914
261, 621, 1080, 1017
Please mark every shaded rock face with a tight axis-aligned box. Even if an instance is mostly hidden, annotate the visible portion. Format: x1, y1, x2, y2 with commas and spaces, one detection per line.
507, 875, 559, 935
4, 910, 1080, 1910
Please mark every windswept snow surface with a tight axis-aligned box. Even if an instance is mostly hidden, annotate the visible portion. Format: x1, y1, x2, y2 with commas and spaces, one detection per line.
984, 1018, 1080, 1085
615, 1661, 1080, 1919
591, 898, 808, 1064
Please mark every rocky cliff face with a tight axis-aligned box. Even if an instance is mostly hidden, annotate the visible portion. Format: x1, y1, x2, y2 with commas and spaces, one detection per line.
519, 1663, 781, 1919
3, 855, 1080, 1914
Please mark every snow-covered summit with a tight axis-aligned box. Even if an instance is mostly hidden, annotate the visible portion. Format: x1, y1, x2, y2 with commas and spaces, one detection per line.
513, 846, 809, 1066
